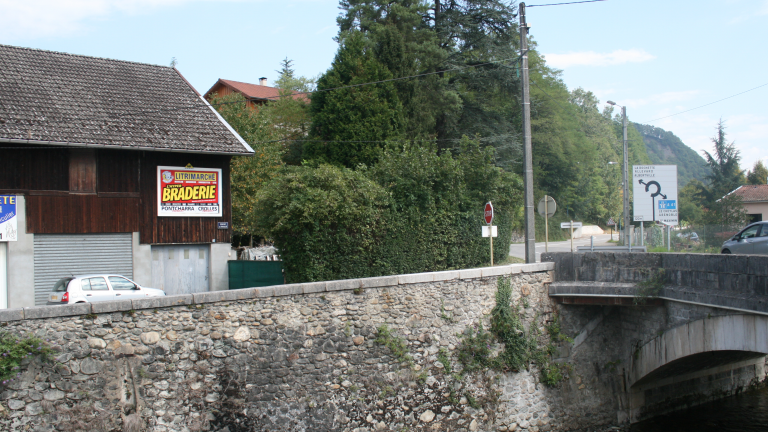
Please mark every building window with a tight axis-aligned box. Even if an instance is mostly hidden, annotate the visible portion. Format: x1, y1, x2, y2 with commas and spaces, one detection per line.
69, 149, 97, 193
748, 213, 762, 223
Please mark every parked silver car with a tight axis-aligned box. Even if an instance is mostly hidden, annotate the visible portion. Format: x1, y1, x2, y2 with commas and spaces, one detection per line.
721, 222, 768, 255
48, 275, 166, 304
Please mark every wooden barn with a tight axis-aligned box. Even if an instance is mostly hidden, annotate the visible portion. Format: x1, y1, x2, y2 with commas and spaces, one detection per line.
0, 44, 253, 307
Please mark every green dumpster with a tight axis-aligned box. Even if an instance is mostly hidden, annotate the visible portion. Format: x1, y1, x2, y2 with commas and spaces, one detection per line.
228, 260, 284, 289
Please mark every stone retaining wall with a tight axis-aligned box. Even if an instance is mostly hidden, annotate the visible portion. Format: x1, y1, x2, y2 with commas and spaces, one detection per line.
0, 262, 633, 432
0, 263, 610, 432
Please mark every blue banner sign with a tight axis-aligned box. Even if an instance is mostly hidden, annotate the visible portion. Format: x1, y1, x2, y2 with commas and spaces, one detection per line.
657, 200, 677, 210
0, 195, 18, 242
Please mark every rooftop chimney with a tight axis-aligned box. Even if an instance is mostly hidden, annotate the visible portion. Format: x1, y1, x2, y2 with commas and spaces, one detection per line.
259, 77, 267, 86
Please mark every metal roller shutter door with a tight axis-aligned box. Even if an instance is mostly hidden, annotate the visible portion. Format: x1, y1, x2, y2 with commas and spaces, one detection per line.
34, 233, 133, 306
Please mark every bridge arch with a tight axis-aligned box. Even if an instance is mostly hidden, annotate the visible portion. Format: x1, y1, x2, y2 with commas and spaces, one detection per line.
629, 314, 768, 422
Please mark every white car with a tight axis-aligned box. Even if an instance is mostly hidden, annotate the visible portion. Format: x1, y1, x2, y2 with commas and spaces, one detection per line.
48, 275, 166, 304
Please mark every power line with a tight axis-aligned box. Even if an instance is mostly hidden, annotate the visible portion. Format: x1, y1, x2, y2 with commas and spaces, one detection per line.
527, 0, 607, 7
643, 82, 768, 123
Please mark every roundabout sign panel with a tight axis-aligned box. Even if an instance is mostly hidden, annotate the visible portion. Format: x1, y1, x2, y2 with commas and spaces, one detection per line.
633, 165, 678, 225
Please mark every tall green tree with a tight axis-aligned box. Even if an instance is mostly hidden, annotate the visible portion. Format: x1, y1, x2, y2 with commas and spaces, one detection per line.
304, 31, 405, 168
209, 92, 284, 236
747, 160, 768, 185
700, 120, 745, 202
269, 58, 314, 165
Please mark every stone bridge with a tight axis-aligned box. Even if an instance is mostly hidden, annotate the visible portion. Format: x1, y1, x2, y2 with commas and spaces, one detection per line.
543, 252, 768, 423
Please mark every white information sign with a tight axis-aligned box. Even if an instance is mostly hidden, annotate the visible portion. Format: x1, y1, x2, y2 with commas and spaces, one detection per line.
482, 226, 498, 237
633, 165, 678, 225
0, 195, 18, 242
560, 222, 582, 229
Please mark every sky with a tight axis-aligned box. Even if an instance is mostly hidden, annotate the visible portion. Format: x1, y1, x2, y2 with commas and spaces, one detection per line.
1, 0, 766, 172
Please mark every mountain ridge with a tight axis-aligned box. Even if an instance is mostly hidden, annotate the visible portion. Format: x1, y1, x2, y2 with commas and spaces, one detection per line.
633, 123, 710, 187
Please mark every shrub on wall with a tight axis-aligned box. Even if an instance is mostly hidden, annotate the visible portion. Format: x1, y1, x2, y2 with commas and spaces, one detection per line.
255, 138, 522, 283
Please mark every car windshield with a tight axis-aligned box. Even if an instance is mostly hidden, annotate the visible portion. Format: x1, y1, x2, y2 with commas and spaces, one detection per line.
53, 277, 74, 292
740, 225, 760, 239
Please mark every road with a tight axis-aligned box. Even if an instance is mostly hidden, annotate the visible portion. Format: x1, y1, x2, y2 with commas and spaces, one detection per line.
509, 234, 614, 262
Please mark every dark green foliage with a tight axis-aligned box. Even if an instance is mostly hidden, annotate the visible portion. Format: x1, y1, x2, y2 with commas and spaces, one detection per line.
490, 276, 528, 371
253, 164, 389, 283
0, 332, 54, 386
256, 138, 520, 283
747, 160, 768, 185
635, 269, 665, 305
456, 322, 495, 372
305, 31, 405, 168
634, 123, 711, 188
375, 325, 412, 364
455, 277, 569, 386
701, 120, 746, 203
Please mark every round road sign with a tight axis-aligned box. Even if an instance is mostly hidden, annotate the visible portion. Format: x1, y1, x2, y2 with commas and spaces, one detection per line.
484, 202, 494, 224
537, 196, 556, 217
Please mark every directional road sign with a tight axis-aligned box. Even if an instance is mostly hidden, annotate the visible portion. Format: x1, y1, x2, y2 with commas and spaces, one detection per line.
633, 165, 678, 225
560, 221, 582, 229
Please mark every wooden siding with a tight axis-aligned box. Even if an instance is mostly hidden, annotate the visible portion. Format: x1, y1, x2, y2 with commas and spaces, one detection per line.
139, 153, 232, 245
2, 146, 232, 243
69, 149, 96, 193
0, 144, 68, 191
27, 194, 139, 233
98, 149, 140, 194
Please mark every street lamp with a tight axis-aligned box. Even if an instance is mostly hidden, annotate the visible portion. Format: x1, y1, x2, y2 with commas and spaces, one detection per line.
607, 101, 630, 250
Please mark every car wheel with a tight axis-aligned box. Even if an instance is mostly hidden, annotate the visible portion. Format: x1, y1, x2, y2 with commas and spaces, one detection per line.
721, 249, 731, 254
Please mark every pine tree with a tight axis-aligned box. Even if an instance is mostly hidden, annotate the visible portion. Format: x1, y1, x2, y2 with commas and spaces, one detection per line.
701, 120, 745, 201
304, 31, 405, 168
746, 160, 768, 185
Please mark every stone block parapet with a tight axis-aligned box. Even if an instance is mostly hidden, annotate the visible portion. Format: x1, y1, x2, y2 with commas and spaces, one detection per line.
543, 252, 768, 315
0, 262, 554, 323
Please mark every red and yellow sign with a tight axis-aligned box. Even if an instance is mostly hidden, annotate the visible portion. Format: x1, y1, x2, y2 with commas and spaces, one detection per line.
157, 166, 222, 217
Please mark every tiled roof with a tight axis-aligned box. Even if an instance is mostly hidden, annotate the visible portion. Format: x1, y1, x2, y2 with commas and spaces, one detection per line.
205, 79, 306, 102
731, 184, 768, 202
0, 44, 253, 155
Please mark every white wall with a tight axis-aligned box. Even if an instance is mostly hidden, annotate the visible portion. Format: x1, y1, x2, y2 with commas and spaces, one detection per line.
132, 232, 152, 287
745, 202, 768, 221
7, 195, 35, 308
210, 242, 232, 291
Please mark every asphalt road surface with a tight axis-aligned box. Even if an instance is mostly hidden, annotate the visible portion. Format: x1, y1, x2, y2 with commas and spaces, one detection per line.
509, 234, 614, 262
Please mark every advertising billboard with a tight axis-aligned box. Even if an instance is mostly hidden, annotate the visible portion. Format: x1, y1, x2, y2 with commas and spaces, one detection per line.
0, 195, 17, 241
632, 165, 678, 225
157, 166, 222, 217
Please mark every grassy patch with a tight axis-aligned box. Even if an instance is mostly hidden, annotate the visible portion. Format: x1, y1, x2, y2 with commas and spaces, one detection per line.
454, 277, 571, 386
375, 325, 412, 365
0, 332, 55, 386
635, 269, 665, 305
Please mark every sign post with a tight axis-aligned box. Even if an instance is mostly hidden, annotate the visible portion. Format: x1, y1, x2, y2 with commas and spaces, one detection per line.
537, 196, 556, 253
485, 202, 494, 266
560, 221, 582, 252
607, 217, 616, 241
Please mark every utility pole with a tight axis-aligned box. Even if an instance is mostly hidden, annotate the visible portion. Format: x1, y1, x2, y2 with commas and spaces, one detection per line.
621, 105, 630, 250
520, 3, 536, 263
608, 101, 631, 250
